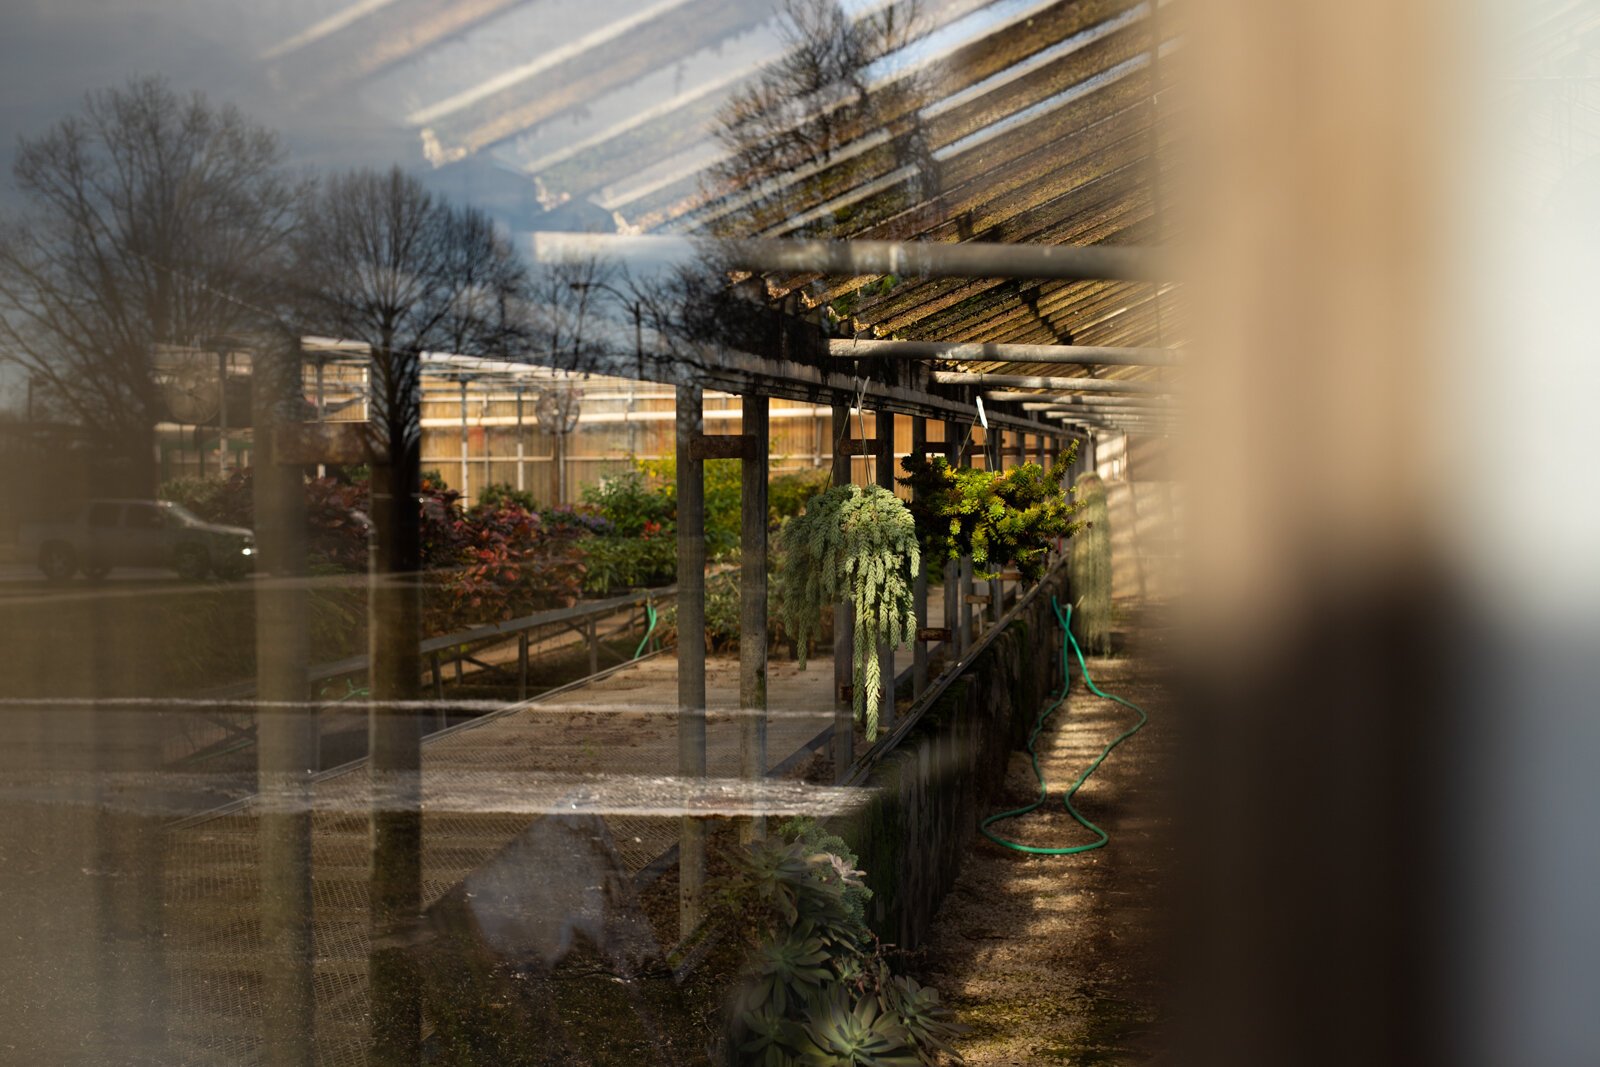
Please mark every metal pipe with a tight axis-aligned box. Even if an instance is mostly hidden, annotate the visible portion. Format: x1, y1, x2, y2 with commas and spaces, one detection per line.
314, 355, 327, 479
1020, 399, 1175, 411
938, 372, 1170, 394
532, 232, 1163, 282
828, 339, 1179, 366
514, 387, 526, 493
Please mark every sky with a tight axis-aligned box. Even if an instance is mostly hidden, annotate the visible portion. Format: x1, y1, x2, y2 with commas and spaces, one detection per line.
0, 0, 427, 206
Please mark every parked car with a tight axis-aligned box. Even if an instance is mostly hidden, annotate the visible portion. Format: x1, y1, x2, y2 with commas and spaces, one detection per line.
19, 499, 256, 581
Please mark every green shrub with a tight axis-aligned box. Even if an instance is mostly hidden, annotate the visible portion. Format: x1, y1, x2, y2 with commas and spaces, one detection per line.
475, 481, 536, 512
582, 466, 675, 539
636, 454, 743, 558
900, 443, 1082, 582
579, 534, 676, 595
720, 822, 964, 1066
768, 469, 829, 526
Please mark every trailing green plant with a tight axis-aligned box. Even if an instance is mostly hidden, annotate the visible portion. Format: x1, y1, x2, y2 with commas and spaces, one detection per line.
776, 484, 919, 740
720, 823, 964, 1067
1069, 471, 1113, 656
899, 442, 1082, 581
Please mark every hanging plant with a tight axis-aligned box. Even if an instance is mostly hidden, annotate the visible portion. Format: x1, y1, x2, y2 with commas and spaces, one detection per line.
899, 441, 1083, 581
777, 484, 919, 741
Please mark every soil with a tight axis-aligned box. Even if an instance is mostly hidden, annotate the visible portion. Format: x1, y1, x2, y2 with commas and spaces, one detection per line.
910, 604, 1177, 1066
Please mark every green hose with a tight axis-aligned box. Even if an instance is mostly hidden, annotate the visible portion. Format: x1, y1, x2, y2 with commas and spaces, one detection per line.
980, 597, 1148, 855
633, 598, 659, 660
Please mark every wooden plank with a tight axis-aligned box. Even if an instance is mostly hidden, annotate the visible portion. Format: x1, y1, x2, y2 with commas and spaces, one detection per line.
689, 433, 757, 461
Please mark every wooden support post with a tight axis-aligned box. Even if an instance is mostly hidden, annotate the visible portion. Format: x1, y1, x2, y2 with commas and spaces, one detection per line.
586, 617, 599, 676
367, 344, 424, 1067
945, 419, 965, 658
675, 384, 707, 937
830, 403, 854, 781
739, 394, 769, 843
958, 422, 976, 645
254, 339, 315, 1067
875, 410, 896, 735
987, 431, 1004, 625
517, 632, 529, 702
911, 416, 929, 699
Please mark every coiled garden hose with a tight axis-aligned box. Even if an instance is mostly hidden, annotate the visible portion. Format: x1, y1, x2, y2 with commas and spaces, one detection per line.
980, 597, 1148, 855
633, 597, 659, 660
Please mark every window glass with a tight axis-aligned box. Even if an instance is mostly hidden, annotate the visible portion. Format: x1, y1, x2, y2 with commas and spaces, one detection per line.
123, 504, 165, 530
87, 503, 120, 528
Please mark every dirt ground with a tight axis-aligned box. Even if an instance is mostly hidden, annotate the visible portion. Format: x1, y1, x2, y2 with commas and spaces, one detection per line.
911, 604, 1176, 1066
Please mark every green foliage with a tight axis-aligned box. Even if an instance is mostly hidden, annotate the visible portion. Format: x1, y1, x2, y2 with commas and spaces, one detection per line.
475, 481, 536, 512
581, 466, 675, 539
637, 454, 743, 558
168, 468, 583, 635
1069, 472, 1113, 656
899, 442, 1082, 581
776, 484, 919, 740
578, 458, 826, 598
579, 534, 676, 595
769, 469, 830, 527
721, 824, 963, 1067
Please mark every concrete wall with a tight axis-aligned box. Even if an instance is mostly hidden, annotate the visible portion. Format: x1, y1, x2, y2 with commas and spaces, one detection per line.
830, 568, 1069, 949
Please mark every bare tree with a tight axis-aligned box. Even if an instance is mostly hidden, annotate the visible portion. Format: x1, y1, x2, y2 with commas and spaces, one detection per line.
289, 165, 530, 1067
707, 0, 934, 239
0, 77, 300, 493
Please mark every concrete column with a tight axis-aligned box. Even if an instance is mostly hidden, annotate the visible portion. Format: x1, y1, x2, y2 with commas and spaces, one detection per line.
875, 410, 896, 736
830, 403, 854, 781
675, 384, 707, 935
910, 416, 929, 699
739, 395, 768, 843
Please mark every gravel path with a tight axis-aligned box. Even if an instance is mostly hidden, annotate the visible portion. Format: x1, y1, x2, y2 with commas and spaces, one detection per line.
913, 606, 1176, 1066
